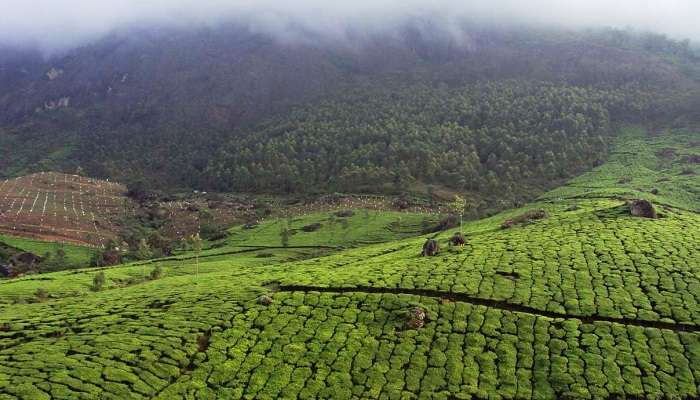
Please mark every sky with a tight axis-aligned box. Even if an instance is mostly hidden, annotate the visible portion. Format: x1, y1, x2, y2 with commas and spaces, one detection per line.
0, 0, 699, 55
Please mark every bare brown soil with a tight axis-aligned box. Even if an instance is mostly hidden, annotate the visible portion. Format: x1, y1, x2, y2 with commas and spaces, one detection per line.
0, 172, 134, 246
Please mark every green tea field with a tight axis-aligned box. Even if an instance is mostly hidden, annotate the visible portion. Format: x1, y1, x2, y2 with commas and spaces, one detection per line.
0, 128, 699, 399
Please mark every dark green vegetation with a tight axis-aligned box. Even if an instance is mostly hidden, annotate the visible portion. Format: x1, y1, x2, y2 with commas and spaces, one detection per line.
0, 235, 92, 275
205, 81, 633, 203
0, 129, 698, 399
2, 26, 700, 209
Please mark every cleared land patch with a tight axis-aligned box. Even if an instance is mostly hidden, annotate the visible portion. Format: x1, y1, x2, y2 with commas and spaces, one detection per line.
0, 172, 133, 246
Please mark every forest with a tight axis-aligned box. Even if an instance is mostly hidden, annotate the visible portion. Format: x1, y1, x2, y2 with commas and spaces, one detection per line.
204, 81, 649, 205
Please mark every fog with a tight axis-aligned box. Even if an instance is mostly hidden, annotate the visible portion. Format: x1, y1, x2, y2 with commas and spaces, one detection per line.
1, 0, 698, 55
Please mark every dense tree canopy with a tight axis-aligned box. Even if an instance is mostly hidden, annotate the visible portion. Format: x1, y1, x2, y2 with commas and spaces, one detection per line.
204, 81, 647, 204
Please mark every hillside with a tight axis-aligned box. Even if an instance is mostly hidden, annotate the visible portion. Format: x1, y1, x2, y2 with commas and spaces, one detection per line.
204, 80, 644, 209
0, 128, 698, 399
1, 25, 700, 204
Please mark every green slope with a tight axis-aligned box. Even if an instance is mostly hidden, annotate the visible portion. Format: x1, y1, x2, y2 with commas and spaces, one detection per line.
0, 235, 93, 269
541, 126, 700, 211
1, 129, 699, 399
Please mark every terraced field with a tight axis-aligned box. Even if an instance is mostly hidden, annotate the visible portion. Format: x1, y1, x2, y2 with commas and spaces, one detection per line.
0, 172, 132, 246
0, 129, 699, 399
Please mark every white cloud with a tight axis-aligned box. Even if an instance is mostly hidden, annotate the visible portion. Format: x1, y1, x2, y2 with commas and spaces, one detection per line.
0, 0, 698, 54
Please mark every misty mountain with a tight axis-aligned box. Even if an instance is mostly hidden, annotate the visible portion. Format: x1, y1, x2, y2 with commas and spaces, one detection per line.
0, 24, 699, 200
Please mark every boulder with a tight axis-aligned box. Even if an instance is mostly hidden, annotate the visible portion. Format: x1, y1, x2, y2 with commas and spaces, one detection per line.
258, 295, 273, 305
448, 232, 466, 246
629, 199, 657, 218
421, 239, 440, 256
301, 223, 322, 232
405, 307, 427, 329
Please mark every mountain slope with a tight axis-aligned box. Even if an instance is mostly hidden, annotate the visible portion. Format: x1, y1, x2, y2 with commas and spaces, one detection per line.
204, 80, 640, 206
1, 128, 698, 399
1, 26, 699, 194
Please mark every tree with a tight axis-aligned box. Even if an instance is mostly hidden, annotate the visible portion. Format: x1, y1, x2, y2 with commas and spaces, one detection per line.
364, 208, 370, 238
280, 227, 290, 247
189, 233, 202, 278
92, 240, 121, 267
136, 239, 153, 260
148, 233, 172, 257
92, 272, 106, 291
180, 237, 189, 252
150, 264, 163, 280
449, 195, 466, 232
136, 238, 153, 278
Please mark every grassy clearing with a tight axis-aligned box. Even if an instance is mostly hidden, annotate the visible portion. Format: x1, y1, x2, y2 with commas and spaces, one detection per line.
1, 129, 699, 399
223, 209, 439, 248
0, 235, 93, 269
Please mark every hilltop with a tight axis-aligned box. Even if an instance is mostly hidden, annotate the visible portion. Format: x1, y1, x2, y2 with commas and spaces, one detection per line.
0, 127, 698, 399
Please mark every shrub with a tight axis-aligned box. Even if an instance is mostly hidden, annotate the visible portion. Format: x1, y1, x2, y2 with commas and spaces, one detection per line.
629, 199, 657, 218
617, 176, 632, 183
392, 198, 409, 210
201, 223, 229, 241
421, 239, 440, 256
92, 272, 106, 291
681, 154, 700, 163
34, 288, 49, 302
421, 215, 458, 234
301, 223, 322, 232
500, 209, 547, 229
150, 265, 163, 280
406, 307, 427, 329
280, 228, 290, 247
655, 148, 677, 159
258, 295, 274, 306
448, 232, 466, 246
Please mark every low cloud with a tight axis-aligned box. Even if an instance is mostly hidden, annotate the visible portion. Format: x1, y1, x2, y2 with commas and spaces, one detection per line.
1, 0, 698, 55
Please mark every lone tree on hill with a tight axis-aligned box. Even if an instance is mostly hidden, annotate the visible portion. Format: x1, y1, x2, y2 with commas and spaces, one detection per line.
189, 233, 203, 278
136, 238, 153, 278
449, 195, 466, 232
92, 272, 105, 291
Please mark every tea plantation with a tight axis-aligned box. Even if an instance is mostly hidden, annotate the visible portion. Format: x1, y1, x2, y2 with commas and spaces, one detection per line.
0, 129, 699, 399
